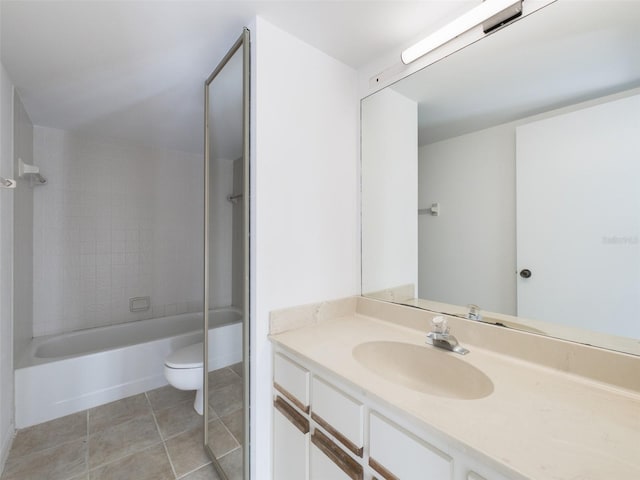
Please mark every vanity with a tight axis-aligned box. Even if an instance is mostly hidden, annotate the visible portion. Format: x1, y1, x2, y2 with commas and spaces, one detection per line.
269, 296, 640, 480
269, 2, 640, 478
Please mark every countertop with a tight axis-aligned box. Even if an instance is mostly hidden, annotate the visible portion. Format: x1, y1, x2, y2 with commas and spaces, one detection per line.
270, 310, 640, 480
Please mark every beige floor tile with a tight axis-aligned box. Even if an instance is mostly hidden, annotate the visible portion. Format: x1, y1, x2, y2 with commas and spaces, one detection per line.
209, 382, 243, 417
179, 463, 221, 480
1, 438, 87, 480
164, 427, 211, 478
155, 399, 202, 440
147, 385, 194, 412
88, 393, 151, 433
88, 413, 161, 468
229, 362, 243, 378
8, 411, 87, 460
207, 419, 239, 459
220, 409, 243, 445
218, 447, 243, 480
88, 444, 173, 480
208, 367, 241, 390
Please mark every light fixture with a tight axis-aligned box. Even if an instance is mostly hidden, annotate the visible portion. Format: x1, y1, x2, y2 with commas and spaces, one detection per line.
401, 0, 523, 64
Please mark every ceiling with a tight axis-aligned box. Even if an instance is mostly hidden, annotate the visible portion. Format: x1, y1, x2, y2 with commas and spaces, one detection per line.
0, 0, 477, 153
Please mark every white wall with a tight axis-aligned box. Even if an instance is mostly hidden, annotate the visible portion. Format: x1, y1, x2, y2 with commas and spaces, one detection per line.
0, 61, 15, 473
361, 88, 417, 295
12, 93, 33, 360
208, 156, 235, 309
250, 16, 360, 479
418, 124, 516, 314
32, 127, 203, 337
417, 87, 640, 317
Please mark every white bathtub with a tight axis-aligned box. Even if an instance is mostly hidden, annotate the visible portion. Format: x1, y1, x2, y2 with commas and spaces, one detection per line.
15, 308, 242, 428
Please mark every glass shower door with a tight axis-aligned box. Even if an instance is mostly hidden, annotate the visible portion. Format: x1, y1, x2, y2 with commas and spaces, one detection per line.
203, 28, 250, 480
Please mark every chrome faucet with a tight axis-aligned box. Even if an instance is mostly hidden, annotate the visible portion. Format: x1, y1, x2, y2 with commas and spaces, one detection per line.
467, 304, 482, 321
426, 316, 469, 355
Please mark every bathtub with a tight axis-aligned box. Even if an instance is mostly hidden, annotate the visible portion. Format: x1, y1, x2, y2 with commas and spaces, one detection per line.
15, 308, 242, 428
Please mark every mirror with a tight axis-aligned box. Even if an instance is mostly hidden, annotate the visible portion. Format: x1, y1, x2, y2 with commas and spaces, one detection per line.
204, 28, 250, 479
361, 1, 640, 356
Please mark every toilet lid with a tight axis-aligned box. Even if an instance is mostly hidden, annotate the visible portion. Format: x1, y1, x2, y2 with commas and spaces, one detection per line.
165, 343, 203, 369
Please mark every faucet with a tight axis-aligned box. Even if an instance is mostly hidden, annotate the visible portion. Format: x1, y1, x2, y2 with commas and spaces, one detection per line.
467, 304, 482, 321
426, 316, 469, 355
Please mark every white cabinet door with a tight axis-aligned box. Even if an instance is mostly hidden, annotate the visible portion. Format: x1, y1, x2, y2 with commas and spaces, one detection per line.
273, 397, 309, 480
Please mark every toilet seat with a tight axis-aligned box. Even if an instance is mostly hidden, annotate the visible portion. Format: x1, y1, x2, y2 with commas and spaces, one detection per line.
165, 342, 203, 369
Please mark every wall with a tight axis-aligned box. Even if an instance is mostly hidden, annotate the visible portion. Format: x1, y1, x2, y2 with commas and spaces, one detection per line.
361, 88, 417, 296
417, 87, 640, 317
250, 16, 360, 479
32, 127, 203, 337
418, 124, 516, 314
207, 155, 235, 310
12, 93, 33, 359
0, 61, 15, 473
231, 158, 244, 308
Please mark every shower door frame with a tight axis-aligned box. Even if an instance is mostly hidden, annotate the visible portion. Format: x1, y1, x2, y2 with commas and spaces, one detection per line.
203, 27, 250, 480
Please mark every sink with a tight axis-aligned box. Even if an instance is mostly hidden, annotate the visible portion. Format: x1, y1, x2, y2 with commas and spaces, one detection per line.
352, 341, 493, 400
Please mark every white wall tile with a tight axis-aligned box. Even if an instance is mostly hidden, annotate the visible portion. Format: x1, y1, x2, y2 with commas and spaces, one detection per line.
33, 127, 203, 336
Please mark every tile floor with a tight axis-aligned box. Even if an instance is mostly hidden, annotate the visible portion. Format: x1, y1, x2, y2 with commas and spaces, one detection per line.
1, 364, 244, 480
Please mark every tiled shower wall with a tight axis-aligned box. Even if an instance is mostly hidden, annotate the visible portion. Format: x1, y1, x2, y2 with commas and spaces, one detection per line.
32, 127, 204, 337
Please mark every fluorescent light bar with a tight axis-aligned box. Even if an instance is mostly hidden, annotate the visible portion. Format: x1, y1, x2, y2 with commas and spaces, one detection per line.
401, 0, 522, 64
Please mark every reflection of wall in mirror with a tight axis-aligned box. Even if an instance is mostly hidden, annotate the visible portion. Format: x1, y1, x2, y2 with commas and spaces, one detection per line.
419, 122, 516, 314
418, 87, 639, 337
361, 89, 417, 295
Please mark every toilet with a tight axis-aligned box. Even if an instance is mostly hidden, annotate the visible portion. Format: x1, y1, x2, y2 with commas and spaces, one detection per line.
164, 342, 204, 415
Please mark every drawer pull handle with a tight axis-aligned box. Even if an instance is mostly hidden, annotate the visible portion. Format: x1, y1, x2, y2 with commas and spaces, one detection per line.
311, 412, 363, 457
311, 429, 363, 480
274, 382, 310, 414
274, 396, 309, 435
369, 457, 400, 480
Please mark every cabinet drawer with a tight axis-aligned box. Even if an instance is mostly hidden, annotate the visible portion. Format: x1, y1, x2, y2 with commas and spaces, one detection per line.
369, 412, 452, 480
311, 376, 364, 456
274, 353, 310, 412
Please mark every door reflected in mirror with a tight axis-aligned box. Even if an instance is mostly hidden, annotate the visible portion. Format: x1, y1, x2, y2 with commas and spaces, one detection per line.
361, 1, 640, 356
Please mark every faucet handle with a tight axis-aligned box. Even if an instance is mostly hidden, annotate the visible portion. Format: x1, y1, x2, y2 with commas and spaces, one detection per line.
431, 316, 449, 335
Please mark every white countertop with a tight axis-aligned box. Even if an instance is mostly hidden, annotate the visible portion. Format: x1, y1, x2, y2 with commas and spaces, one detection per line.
270, 312, 640, 480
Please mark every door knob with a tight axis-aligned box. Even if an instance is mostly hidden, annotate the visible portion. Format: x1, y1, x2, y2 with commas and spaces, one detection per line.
519, 269, 532, 279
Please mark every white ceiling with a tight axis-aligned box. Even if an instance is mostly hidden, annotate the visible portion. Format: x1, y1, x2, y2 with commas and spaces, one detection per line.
0, 0, 477, 153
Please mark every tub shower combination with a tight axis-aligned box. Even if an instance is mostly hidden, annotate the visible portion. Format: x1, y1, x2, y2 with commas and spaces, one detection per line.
15, 308, 242, 428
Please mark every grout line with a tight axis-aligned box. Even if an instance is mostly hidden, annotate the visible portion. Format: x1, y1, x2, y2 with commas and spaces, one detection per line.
147, 394, 178, 479
175, 461, 214, 480
161, 439, 179, 480
216, 412, 242, 450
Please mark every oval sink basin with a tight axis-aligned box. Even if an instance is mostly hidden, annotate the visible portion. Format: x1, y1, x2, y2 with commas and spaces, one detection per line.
352, 341, 493, 400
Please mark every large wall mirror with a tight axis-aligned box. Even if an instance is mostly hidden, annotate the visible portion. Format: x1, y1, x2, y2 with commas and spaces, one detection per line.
362, 1, 640, 356
204, 28, 250, 479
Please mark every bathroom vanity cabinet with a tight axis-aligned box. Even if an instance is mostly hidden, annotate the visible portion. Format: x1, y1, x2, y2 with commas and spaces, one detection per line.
272, 350, 512, 480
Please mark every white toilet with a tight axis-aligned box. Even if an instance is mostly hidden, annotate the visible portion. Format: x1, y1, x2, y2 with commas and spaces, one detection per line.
164, 342, 205, 415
